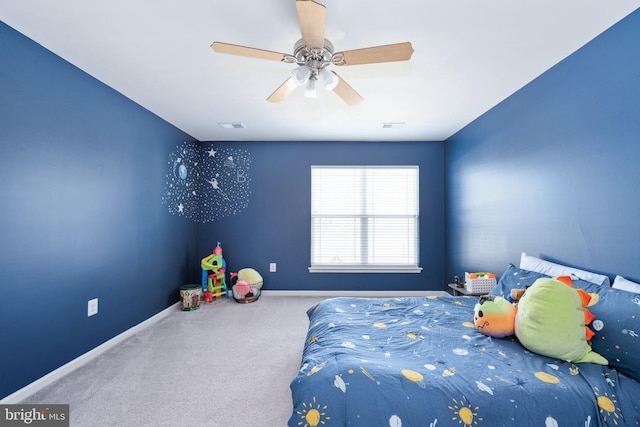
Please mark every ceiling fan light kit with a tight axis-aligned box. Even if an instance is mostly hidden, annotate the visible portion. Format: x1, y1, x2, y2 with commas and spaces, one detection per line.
319, 69, 338, 91
291, 66, 311, 86
211, 0, 414, 105
304, 77, 318, 98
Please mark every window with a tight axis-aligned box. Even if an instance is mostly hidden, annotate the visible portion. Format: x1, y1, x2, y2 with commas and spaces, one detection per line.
310, 166, 421, 273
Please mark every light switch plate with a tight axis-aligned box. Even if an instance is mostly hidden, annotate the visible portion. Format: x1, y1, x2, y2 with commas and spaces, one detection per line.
88, 298, 98, 316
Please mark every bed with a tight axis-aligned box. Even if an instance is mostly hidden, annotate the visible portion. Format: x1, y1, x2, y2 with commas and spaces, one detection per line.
288, 264, 640, 426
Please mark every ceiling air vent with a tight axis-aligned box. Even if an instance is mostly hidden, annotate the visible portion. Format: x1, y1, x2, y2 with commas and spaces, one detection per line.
382, 122, 406, 129
218, 122, 246, 129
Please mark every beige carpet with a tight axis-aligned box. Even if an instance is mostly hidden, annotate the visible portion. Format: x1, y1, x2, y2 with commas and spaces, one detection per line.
22, 295, 327, 427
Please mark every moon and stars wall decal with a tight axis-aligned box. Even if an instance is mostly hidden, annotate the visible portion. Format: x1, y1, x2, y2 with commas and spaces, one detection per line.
162, 141, 252, 222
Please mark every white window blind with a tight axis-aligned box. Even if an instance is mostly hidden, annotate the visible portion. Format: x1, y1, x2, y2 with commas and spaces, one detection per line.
310, 166, 421, 273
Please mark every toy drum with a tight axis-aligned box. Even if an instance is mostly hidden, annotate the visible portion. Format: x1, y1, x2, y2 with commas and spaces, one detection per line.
179, 285, 202, 311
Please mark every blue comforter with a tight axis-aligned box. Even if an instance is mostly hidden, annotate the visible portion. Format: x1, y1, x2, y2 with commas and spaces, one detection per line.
289, 296, 640, 426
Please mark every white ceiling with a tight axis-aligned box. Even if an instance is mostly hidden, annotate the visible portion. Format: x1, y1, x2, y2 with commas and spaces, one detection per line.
2, 1, 638, 142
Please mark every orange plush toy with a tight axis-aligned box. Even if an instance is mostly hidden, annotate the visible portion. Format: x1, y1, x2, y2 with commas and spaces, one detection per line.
473, 295, 517, 338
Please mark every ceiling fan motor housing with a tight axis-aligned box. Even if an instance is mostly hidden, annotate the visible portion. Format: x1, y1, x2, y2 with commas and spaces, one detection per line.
293, 38, 336, 75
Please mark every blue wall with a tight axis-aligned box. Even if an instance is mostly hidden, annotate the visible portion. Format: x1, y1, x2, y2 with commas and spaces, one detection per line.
0, 22, 199, 399
198, 141, 445, 292
445, 9, 640, 282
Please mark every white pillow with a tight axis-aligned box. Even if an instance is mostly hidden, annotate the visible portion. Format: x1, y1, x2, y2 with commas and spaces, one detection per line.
612, 275, 640, 293
519, 252, 611, 286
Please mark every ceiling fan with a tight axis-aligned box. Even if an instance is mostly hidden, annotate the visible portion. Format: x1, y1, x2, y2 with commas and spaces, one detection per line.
211, 0, 414, 106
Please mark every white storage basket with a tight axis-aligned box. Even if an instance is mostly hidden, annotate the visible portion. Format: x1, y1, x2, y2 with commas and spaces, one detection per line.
464, 272, 496, 294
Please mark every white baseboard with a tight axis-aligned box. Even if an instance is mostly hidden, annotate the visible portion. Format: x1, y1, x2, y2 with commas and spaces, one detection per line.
1, 303, 180, 404
261, 290, 448, 297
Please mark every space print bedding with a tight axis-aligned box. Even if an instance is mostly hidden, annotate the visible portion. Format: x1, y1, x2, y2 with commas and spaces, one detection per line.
288, 272, 640, 426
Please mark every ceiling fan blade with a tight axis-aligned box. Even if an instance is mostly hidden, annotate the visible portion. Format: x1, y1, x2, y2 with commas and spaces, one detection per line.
335, 42, 414, 66
211, 42, 289, 62
332, 73, 363, 106
267, 78, 298, 103
296, 0, 326, 48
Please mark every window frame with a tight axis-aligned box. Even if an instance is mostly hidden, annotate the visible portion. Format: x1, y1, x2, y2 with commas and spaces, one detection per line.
309, 165, 422, 274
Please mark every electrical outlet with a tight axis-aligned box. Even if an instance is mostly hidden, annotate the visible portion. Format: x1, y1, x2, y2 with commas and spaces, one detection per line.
270, 263, 277, 273
88, 298, 98, 317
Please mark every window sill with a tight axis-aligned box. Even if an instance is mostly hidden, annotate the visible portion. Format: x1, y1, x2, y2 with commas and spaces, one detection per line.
308, 266, 423, 274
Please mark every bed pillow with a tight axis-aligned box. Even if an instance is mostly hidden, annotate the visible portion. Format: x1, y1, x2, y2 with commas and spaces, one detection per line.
612, 275, 640, 293
573, 280, 640, 381
520, 252, 610, 286
490, 264, 597, 298
489, 264, 548, 297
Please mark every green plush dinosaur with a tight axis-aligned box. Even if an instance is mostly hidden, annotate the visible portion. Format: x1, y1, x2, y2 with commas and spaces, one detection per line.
514, 277, 608, 365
